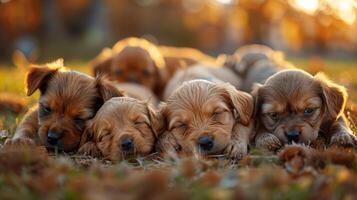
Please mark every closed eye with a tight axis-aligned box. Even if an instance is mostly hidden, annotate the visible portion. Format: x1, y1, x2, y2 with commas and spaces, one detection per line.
212, 109, 227, 117
98, 131, 111, 142
171, 122, 187, 131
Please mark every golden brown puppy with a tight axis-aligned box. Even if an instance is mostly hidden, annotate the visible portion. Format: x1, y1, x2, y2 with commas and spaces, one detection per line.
158, 80, 254, 159
253, 69, 356, 151
163, 63, 241, 100
91, 37, 166, 96
79, 97, 164, 161
4, 59, 124, 152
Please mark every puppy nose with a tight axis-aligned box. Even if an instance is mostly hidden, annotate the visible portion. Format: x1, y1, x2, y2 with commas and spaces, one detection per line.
121, 138, 133, 151
47, 132, 63, 146
198, 136, 214, 151
286, 130, 300, 143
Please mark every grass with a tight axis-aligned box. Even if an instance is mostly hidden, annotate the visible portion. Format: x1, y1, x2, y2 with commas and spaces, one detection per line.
0, 58, 356, 199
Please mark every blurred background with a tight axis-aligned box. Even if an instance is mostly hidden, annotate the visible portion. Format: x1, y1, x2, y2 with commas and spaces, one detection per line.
0, 0, 356, 63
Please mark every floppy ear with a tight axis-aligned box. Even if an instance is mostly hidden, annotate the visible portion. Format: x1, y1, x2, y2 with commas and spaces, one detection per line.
251, 83, 263, 118
80, 120, 94, 146
147, 104, 165, 139
315, 73, 347, 120
222, 83, 254, 125
25, 59, 63, 96
95, 75, 125, 102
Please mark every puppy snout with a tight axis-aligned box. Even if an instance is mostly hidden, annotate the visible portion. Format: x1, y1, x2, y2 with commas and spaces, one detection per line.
120, 138, 134, 151
286, 129, 300, 143
47, 131, 63, 146
198, 136, 214, 151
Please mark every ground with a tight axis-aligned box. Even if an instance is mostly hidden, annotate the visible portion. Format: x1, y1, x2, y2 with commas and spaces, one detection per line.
0, 58, 356, 200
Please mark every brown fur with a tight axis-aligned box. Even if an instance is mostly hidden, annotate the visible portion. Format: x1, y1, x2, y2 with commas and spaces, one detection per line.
115, 83, 159, 106
158, 45, 216, 75
157, 80, 254, 159
221, 44, 294, 92
253, 69, 356, 151
163, 63, 241, 100
91, 37, 167, 97
4, 59, 124, 152
79, 97, 164, 161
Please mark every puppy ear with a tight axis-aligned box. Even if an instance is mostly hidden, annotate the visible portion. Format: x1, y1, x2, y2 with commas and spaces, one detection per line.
80, 119, 94, 146
222, 83, 254, 125
251, 83, 263, 117
315, 73, 347, 120
95, 75, 125, 102
25, 59, 63, 96
147, 104, 165, 139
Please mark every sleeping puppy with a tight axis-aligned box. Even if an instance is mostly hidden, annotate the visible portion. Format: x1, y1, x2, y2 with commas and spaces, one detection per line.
220, 44, 293, 92
91, 37, 166, 96
79, 97, 164, 161
253, 69, 356, 151
158, 80, 254, 159
4, 59, 124, 152
163, 63, 241, 100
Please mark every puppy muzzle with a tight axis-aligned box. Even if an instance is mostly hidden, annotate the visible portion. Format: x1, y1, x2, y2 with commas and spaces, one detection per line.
197, 136, 214, 151
286, 129, 300, 143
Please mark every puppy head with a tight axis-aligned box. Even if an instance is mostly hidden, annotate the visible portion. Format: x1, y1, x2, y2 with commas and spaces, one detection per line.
110, 38, 165, 91
26, 59, 124, 152
86, 97, 164, 161
254, 69, 347, 145
161, 80, 253, 155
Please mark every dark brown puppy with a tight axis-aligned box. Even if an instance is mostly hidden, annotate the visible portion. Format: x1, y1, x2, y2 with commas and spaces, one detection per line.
5, 59, 124, 152
79, 97, 164, 161
253, 69, 356, 151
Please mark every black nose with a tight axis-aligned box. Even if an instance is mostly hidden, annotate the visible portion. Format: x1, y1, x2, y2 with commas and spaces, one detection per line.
198, 136, 214, 151
286, 130, 300, 143
121, 138, 133, 151
47, 132, 63, 146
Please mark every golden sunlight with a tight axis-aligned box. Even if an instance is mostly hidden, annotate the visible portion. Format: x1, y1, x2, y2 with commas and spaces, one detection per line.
335, 0, 356, 25
215, 0, 234, 5
290, 0, 319, 15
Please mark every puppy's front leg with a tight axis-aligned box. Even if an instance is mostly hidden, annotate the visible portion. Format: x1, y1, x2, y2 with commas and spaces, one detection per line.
4, 106, 40, 148
225, 123, 252, 159
255, 129, 282, 151
329, 116, 356, 147
78, 142, 102, 157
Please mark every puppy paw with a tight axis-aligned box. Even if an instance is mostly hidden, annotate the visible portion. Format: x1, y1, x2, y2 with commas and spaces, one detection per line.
156, 132, 181, 154
78, 142, 101, 157
225, 141, 248, 160
256, 133, 282, 151
330, 132, 356, 147
4, 137, 35, 149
